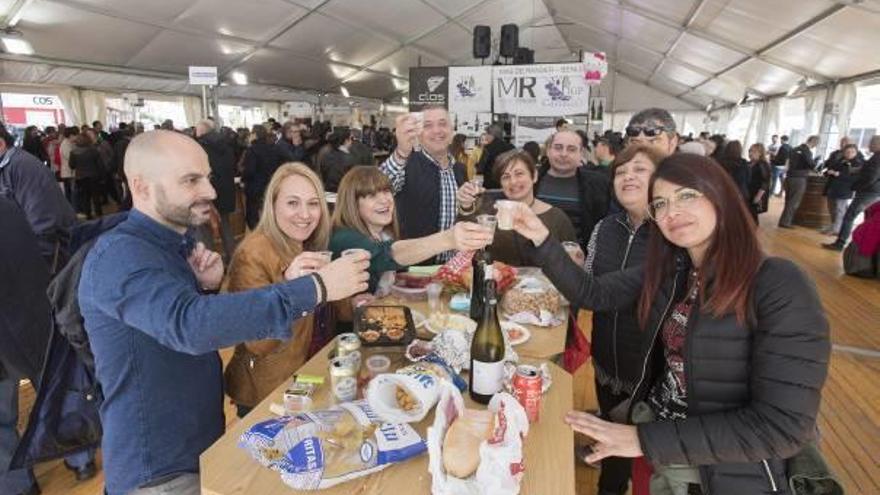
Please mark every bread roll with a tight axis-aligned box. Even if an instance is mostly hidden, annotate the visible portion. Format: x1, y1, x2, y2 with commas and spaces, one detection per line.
442, 409, 495, 478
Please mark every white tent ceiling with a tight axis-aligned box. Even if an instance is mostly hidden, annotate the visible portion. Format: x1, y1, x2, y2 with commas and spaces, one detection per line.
1, 0, 879, 109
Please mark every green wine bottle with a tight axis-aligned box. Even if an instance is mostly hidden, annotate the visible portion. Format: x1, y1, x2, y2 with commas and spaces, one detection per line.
469, 278, 504, 404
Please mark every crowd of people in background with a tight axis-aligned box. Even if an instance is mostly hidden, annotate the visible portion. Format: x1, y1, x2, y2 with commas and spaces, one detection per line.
0, 102, 877, 495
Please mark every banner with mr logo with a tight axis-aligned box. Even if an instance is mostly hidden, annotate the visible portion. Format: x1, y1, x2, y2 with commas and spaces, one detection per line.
409, 66, 449, 111
492, 63, 589, 117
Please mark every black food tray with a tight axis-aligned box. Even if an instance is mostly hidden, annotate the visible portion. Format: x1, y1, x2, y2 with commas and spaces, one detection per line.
353, 305, 416, 347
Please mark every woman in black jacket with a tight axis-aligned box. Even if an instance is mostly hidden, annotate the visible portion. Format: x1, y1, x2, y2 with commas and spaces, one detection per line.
719, 140, 751, 205
508, 154, 829, 495
68, 131, 105, 219
747, 143, 772, 223
822, 144, 861, 236
581, 144, 663, 494
242, 125, 288, 229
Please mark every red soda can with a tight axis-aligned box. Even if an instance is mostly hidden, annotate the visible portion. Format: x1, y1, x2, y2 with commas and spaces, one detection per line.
513, 365, 542, 423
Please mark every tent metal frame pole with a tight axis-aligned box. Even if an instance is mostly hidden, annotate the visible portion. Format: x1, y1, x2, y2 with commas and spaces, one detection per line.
201, 86, 208, 121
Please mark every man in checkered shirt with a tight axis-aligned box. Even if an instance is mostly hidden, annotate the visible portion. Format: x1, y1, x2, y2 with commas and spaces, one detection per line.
380, 106, 468, 263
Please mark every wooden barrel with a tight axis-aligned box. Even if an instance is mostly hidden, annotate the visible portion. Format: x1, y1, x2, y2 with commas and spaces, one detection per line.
794, 175, 831, 229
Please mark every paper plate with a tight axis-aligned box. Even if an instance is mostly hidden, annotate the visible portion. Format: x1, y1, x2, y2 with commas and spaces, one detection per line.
501, 321, 531, 346
425, 313, 477, 335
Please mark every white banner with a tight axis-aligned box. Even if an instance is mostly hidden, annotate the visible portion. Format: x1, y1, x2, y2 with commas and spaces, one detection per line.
514, 116, 557, 147
188, 66, 218, 86
493, 63, 589, 117
448, 66, 492, 114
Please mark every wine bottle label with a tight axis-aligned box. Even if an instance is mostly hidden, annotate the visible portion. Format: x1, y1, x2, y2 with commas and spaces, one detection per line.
471, 359, 505, 395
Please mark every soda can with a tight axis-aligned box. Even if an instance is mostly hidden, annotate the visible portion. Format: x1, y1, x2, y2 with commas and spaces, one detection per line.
513, 364, 543, 423
329, 356, 357, 403
336, 333, 361, 358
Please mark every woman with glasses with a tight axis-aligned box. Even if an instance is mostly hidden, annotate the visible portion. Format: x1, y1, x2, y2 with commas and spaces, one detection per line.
578, 145, 663, 495
506, 154, 829, 495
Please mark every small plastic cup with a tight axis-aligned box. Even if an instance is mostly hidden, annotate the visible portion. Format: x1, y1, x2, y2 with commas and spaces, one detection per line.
476, 214, 497, 241
471, 175, 485, 188
495, 200, 519, 230
283, 394, 313, 414
315, 250, 333, 266
426, 282, 444, 315
366, 354, 391, 379
342, 248, 371, 259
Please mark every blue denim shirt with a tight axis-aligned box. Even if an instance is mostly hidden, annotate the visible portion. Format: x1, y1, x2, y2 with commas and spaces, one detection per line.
79, 209, 318, 494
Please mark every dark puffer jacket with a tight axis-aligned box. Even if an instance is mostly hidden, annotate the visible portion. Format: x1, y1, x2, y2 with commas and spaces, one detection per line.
530, 238, 830, 495
585, 213, 649, 394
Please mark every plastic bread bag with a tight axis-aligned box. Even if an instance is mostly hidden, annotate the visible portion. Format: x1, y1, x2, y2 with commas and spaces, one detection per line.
239, 400, 426, 490
405, 330, 519, 373
501, 276, 564, 327
366, 355, 466, 423
427, 382, 530, 495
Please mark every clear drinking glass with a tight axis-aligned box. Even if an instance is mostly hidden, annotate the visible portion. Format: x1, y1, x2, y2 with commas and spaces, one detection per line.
476, 214, 497, 242
494, 200, 518, 230
426, 282, 444, 316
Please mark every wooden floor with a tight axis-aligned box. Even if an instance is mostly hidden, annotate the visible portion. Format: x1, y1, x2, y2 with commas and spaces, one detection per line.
17, 196, 880, 495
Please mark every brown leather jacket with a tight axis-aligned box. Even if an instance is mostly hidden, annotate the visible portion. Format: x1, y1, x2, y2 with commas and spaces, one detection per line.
223, 231, 317, 407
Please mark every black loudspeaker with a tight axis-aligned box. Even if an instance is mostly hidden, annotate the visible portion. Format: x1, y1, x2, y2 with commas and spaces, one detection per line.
514, 47, 534, 64
500, 24, 518, 58
473, 25, 491, 59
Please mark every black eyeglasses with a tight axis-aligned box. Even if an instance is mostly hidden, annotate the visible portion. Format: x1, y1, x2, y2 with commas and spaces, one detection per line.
625, 125, 670, 138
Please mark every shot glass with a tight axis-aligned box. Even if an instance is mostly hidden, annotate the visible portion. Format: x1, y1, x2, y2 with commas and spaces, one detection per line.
315, 250, 333, 267
365, 354, 391, 379
476, 214, 497, 242
342, 248, 371, 259
494, 200, 518, 230
426, 282, 444, 316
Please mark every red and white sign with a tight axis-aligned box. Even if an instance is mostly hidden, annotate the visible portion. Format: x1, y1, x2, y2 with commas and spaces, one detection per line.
1, 93, 67, 126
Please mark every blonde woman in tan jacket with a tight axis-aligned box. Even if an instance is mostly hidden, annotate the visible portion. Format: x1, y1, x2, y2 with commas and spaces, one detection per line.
224, 162, 346, 417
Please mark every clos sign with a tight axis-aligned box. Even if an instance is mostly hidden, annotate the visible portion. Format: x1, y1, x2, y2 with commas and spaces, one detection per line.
408, 67, 449, 111
32, 96, 55, 106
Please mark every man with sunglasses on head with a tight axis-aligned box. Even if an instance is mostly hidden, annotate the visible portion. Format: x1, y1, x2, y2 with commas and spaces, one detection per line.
624, 108, 680, 158
535, 129, 611, 250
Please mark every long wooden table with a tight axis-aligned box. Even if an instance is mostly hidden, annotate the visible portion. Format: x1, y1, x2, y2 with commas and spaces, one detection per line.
200, 342, 575, 495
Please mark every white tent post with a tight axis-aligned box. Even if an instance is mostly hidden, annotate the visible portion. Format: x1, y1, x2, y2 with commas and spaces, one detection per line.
817, 84, 836, 159
201, 86, 209, 122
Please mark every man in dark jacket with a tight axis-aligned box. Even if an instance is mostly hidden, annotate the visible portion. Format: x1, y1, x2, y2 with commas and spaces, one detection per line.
535, 129, 610, 249
779, 135, 819, 228
770, 135, 792, 196
477, 124, 514, 188
0, 198, 96, 495
319, 128, 356, 192
0, 123, 76, 274
276, 122, 310, 167
348, 132, 374, 167
195, 119, 236, 259
379, 107, 466, 263
824, 135, 880, 251
0, 196, 51, 495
